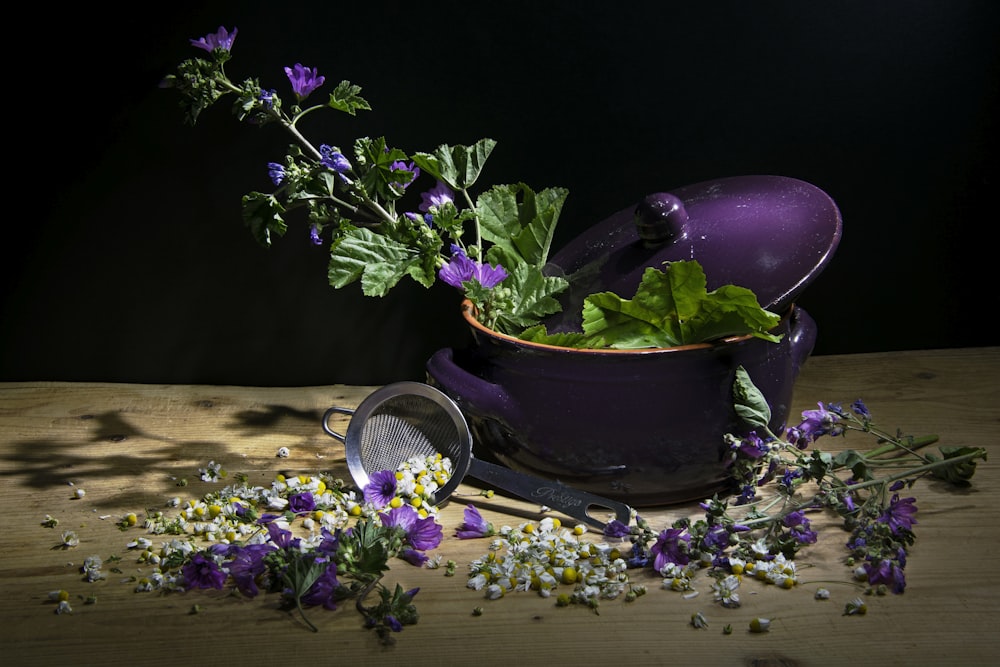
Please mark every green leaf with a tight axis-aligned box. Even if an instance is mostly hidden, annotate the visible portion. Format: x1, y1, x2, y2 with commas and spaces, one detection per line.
927, 446, 985, 484
477, 183, 568, 269
327, 80, 372, 115
242, 192, 286, 246
411, 139, 497, 190
732, 366, 772, 428
327, 227, 426, 296
568, 262, 782, 349
482, 262, 567, 333
354, 137, 411, 201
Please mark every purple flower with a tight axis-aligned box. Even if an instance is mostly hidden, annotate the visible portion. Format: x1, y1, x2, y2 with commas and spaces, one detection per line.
438, 245, 508, 290
190, 26, 238, 53
284, 63, 325, 101
782, 510, 818, 544
842, 491, 857, 513
878, 494, 918, 535
265, 521, 298, 550
300, 561, 340, 610
288, 492, 316, 514
363, 470, 397, 507
864, 558, 907, 593
419, 180, 455, 212
405, 212, 434, 226
455, 504, 495, 539
400, 547, 429, 566
702, 524, 731, 553
226, 543, 275, 597
267, 162, 286, 186
735, 483, 757, 505
779, 468, 803, 492
380, 504, 443, 552
851, 399, 871, 420
309, 223, 323, 246
735, 431, 769, 459
182, 552, 227, 590
794, 402, 844, 443
603, 518, 632, 539
319, 144, 351, 173
259, 88, 276, 110
650, 527, 691, 571
390, 160, 420, 190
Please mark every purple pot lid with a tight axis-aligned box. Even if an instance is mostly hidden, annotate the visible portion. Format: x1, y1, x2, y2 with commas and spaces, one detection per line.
543, 174, 842, 332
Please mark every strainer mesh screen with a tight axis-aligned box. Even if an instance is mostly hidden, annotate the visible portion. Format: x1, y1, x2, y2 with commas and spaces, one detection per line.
358, 394, 464, 474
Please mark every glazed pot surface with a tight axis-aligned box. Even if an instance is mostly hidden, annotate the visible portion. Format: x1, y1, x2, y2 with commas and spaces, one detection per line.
426, 303, 816, 507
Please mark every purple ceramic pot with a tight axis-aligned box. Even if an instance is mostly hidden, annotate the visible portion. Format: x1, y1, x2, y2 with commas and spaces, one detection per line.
426, 300, 817, 507
426, 175, 840, 507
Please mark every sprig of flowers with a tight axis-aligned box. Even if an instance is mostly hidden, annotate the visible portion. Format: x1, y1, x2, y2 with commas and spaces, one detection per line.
51, 455, 450, 642
455, 367, 987, 626
162, 27, 783, 346
162, 26, 566, 335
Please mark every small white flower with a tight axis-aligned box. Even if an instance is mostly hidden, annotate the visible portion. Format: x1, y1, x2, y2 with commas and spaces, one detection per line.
815, 587, 831, 600
712, 574, 741, 608
199, 460, 224, 482
276, 447, 290, 458
73, 488, 86, 499
61, 530, 80, 548
55, 600, 73, 615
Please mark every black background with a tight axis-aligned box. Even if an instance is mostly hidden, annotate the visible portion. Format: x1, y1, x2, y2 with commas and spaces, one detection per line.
3, 0, 997, 386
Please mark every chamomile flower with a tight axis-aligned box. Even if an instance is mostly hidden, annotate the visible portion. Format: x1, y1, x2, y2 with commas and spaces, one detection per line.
712, 574, 741, 608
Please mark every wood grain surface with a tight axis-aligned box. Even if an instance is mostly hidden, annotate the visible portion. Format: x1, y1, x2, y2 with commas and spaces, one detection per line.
1, 347, 997, 666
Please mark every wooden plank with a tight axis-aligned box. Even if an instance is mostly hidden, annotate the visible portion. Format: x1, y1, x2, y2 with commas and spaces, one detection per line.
0, 348, 997, 666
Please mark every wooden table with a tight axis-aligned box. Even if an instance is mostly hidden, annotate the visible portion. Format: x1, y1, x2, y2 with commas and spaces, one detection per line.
1, 347, 997, 666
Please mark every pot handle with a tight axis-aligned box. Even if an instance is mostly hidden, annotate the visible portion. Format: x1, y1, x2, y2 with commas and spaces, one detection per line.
788, 305, 817, 377
425, 348, 517, 421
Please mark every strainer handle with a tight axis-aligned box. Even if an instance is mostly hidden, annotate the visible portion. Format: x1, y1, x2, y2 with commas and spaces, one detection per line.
321, 406, 355, 442
468, 458, 632, 530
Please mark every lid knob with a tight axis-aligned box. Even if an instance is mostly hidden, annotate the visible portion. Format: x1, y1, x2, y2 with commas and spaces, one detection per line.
634, 193, 688, 247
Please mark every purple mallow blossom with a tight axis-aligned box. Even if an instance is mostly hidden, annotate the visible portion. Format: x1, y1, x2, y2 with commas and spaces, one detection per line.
793, 402, 845, 443
309, 223, 322, 246
319, 145, 351, 173
782, 510, 818, 544
650, 527, 691, 571
380, 504, 443, 552
190, 26, 238, 53
603, 518, 632, 539
259, 88, 276, 110
284, 63, 326, 101
300, 561, 341, 609
181, 552, 227, 590
267, 162, 286, 186
438, 245, 507, 290
288, 492, 316, 514
878, 494, 918, 535
864, 557, 907, 593
419, 181, 455, 212
225, 542, 275, 597
455, 504, 495, 539
363, 470, 398, 507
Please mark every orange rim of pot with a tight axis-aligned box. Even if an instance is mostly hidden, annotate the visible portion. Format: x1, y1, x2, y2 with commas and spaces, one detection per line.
460, 299, 781, 355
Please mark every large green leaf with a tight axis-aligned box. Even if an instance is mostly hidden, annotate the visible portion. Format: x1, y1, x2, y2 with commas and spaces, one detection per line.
241, 192, 286, 246
519, 261, 782, 349
477, 184, 567, 269
327, 228, 424, 296
411, 139, 496, 190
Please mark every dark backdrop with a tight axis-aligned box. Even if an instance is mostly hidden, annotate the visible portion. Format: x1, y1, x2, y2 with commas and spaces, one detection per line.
3, 1, 997, 386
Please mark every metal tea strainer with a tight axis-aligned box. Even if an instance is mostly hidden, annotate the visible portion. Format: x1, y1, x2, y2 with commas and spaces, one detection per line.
321, 381, 631, 530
